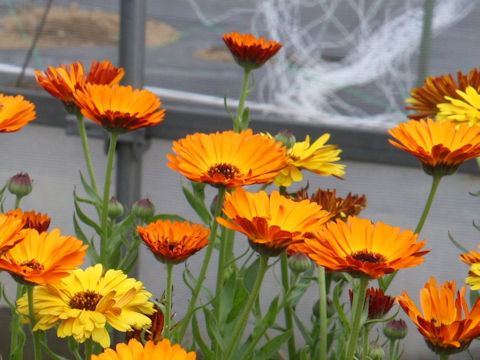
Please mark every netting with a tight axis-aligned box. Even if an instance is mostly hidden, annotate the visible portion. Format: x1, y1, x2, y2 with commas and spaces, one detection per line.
189, 0, 474, 128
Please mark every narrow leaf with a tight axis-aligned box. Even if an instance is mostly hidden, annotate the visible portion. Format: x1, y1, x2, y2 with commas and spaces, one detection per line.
182, 185, 211, 224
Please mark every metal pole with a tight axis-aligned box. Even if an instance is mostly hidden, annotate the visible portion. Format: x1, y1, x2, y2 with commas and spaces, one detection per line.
416, 0, 435, 87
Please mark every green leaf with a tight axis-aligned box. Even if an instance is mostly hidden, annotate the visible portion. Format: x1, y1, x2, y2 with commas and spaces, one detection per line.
79, 171, 102, 205
73, 214, 99, 263
255, 330, 292, 360
74, 198, 102, 235
448, 231, 469, 253
203, 307, 225, 351
191, 181, 207, 202
182, 184, 212, 224
261, 296, 280, 329
147, 214, 188, 223
241, 107, 250, 128
226, 280, 249, 324
192, 314, 214, 359
243, 258, 260, 293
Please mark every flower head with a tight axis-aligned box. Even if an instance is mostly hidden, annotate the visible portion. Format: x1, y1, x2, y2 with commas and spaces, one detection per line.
137, 220, 210, 264
7, 209, 51, 233
222, 32, 282, 69
406, 68, 480, 120
274, 134, 345, 187
466, 263, 480, 290
0, 228, 87, 285
0, 213, 27, 256
91, 338, 196, 360
217, 188, 332, 256
303, 217, 428, 279
167, 130, 288, 189
459, 244, 480, 266
349, 287, 395, 319
17, 264, 155, 348
397, 277, 480, 355
74, 84, 165, 132
388, 118, 480, 176
127, 304, 164, 343
35, 60, 124, 112
0, 94, 35, 132
437, 86, 480, 126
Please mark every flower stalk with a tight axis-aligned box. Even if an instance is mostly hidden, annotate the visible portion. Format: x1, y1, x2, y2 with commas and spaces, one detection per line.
414, 174, 442, 234
316, 265, 328, 360
164, 262, 174, 339
76, 113, 98, 192
281, 252, 296, 359
344, 277, 369, 360
27, 286, 42, 360
234, 68, 252, 132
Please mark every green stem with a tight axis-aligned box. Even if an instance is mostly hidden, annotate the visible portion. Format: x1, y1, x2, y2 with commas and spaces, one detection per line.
388, 340, 395, 360
77, 113, 99, 192
10, 284, 25, 360
344, 277, 369, 360
317, 266, 328, 360
84, 338, 93, 360
27, 286, 42, 360
414, 174, 442, 234
224, 255, 269, 360
100, 131, 119, 267
361, 325, 370, 360
281, 253, 296, 360
14, 196, 22, 209
234, 68, 252, 132
175, 186, 226, 342
439, 354, 449, 360
164, 262, 174, 339
215, 223, 228, 325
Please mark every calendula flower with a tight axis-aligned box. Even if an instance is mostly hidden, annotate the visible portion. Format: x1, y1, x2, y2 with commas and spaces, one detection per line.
222, 31, 282, 69
35, 60, 124, 112
0, 94, 35, 132
7, 209, 51, 233
406, 68, 480, 119
74, 84, 165, 132
0, 228, 87, 285
167, 130, 288, 188
303, 217, 428, 279
466, 263, 480, 290
17, 264, 155, 348
397, 277, 480, 355
127, 303, 164, 343
91, 338, 196, 360
388, 118, 480, 176
274, 134, 345, 187
290, 188, 367, 221
437, 86, 480, 126
459, 245, 480, 266
349, 287, 395, 319
0, 213, 27, 256
216, 188, 331, 256
137, 220, 210, 264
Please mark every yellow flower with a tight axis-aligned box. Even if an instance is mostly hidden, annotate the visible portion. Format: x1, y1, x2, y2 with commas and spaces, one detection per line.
274, 134, 345, 187
92, 338, 196, 360
437, 86, 480, 126
17, 264, 155, 348
466, 263, 480, 290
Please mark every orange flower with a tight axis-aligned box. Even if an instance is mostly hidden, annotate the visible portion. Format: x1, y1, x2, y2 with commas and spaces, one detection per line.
0, 94, 35, 132
127, 304, 164, 343
0, 213, 26, 256
167, 130, 288, 188
222, 32, 282, 69
7, 209, 51, 233
35, 60, 124, 112
460, 246, 480, 266
217, 188, 331, 256
303, 217, 428, 279
388, 118, 480, 176
0, 228, 87, 285
349, 287, 395, 319
74, 84, 165, 132
406, 68, 480, 120
397, 277, 480, 355
137, 220, 210, 264
92, 338, 196, 360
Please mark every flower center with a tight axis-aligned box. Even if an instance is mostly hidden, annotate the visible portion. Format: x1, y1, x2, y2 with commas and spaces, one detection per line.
351, 250, 386, 263
21, 259, 44, 271
208, 163, 240, 179
69, 291, 103, 311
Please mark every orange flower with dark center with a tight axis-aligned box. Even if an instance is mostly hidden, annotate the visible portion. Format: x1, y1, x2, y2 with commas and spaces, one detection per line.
74, 84, 165, 132
167, 130, 288, 189
388, 118, 480, 176
290, 188, 367, 221
0, 94, 36, 132
222, 32, 282, 69
460, 245, 480, 266
302, 217, 428, 279
217, 188, 332, 256
0, 228, 87, 285
127, 302, 164, 343
0, 213, 26, 256
349, 287, 395, 319
137, 220, 210, 264
35, 60, 124, 112
397, 277, 480, 355
7, 209, 51, 233
406, 68, 480, 120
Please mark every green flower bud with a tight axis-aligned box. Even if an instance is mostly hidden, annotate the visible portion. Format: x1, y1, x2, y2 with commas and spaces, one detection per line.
8, 173, 32, 198
132, 198, 155, 220
108, 196, 124, 219
274, 129, 296, 149
383, 319, 408, 341
288, 252, 312, 273
368, 345, 385, 360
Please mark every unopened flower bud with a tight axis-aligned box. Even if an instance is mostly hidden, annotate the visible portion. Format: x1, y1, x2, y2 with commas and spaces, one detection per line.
274, 129, 296, 149
8, 173, 32, 198
288, 252, 311, 273
368, 345, 385, 360
108, 196, 124, 219
132, 198, 155, 220
383, 319, 408, 340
